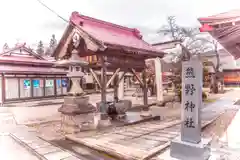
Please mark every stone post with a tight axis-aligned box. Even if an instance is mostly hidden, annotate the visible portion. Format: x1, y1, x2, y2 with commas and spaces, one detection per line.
155, 57, 163, 102
170, 58, 211, 160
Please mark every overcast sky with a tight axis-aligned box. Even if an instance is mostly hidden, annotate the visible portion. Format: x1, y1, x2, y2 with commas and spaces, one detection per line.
0, 0, 240, 48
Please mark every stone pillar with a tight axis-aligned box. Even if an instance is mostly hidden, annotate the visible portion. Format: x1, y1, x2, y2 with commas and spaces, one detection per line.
155, 58, 163, 102
170, 58, 210, 160
118, 71, 124, 100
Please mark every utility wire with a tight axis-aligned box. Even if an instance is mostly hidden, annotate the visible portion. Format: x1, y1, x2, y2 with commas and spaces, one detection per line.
35, 0, 69, 23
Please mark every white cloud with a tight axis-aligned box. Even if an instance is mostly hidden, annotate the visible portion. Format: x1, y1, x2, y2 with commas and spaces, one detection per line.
0, 0, 239, 48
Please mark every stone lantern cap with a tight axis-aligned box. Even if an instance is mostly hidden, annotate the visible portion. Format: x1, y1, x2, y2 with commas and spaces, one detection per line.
55, 50, 89, 78
55, 51, 89, 67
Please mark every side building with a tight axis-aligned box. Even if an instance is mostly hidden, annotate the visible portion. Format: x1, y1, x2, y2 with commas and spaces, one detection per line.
200, 49, 240, 87
198, 9, 240, 87
0, 43, 68, 105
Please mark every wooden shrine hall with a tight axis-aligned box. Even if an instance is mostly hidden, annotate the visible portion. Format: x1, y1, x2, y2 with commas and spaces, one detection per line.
53, 12, 165, 110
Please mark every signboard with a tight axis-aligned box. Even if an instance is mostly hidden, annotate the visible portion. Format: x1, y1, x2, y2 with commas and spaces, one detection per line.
33, 80, 40, 88
57, 79, 61, 87
62, 79, 67, 87
23, 80, 31, 89
181, 59, 202, 144
40, 79, 44, 87
45, 80, 54, 87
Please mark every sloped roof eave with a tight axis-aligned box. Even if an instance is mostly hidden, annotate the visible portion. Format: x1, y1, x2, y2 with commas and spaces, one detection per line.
104, 42, 165, 58
52, 24, 74, 58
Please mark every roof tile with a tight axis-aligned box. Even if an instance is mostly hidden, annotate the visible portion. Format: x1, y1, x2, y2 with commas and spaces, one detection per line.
70, 12, 162, 54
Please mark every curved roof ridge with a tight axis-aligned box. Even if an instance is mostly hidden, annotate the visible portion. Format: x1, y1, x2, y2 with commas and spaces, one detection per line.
70, 12, 142, 39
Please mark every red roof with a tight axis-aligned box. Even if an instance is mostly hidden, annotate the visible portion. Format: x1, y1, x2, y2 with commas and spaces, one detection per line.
199, 9, 240, 22
0, 65, 66, 74
198, 9, 240, 59
0, 44, 66, 74
0, 44, 55, 66
70, 12, 163, 56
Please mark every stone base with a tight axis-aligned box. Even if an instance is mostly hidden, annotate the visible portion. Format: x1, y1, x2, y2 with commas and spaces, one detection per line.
60, 112, 99, 134
98, 118, 112, 128
140, 110, 152, 117
170, 136, 211, 160
115, 100, 132, 114
59, 96, 96, 115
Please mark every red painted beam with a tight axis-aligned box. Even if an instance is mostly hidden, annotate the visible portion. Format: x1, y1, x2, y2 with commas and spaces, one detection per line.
199, 24, 214, 32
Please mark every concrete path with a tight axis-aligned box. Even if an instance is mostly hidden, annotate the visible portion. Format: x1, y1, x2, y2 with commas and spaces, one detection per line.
0, 134, 39, 160
220, 109, 240, 149
0, 108, 82, 160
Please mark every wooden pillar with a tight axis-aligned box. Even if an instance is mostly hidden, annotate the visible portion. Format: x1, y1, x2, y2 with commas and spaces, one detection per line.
140, 68, 152, 117
17, 78, 20, 99
1, 74, 5, 105
54, 77, 57, 98
142, 69, 148, 108
30, 78, 33, 98
100, 56, 107, 104
43, 78, 46, 97
113, 74, 118, 101
118, 71, 124, 100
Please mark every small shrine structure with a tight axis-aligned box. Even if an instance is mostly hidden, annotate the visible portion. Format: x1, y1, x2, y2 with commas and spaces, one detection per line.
53, 12, 164, 127
53, 12, 165, 121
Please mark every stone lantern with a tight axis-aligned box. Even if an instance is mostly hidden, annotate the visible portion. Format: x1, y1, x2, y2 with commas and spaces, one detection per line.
55, 35, 98, 134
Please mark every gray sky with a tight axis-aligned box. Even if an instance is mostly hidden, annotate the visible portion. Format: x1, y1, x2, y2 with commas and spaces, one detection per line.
0, 0, 239, 47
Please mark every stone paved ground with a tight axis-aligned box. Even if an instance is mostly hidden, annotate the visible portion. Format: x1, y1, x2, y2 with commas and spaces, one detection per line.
0, 89, 238, 160
65, 98, 230, 160
0, 89, 158, 160
152, 89, 240, 160
0, 134, 39, 160
7, 90, 157, 125
0, 108, 82, 160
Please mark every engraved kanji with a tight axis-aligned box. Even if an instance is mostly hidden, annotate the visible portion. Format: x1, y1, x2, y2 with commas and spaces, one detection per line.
185, 101, 195, 112
184, 117, 195, 128
185, 67, 195, 78
185, 84, 196, 95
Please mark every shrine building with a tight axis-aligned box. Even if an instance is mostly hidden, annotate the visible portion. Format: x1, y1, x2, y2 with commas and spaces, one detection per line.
198, 10, 240, 87
0, 43, 68, 105
53, 12, 165, 106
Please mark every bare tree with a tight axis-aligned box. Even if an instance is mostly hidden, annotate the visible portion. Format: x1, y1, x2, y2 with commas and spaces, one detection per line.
201, 40, 223, 93
158, 16, 211, 58
157, 16, 216, 98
